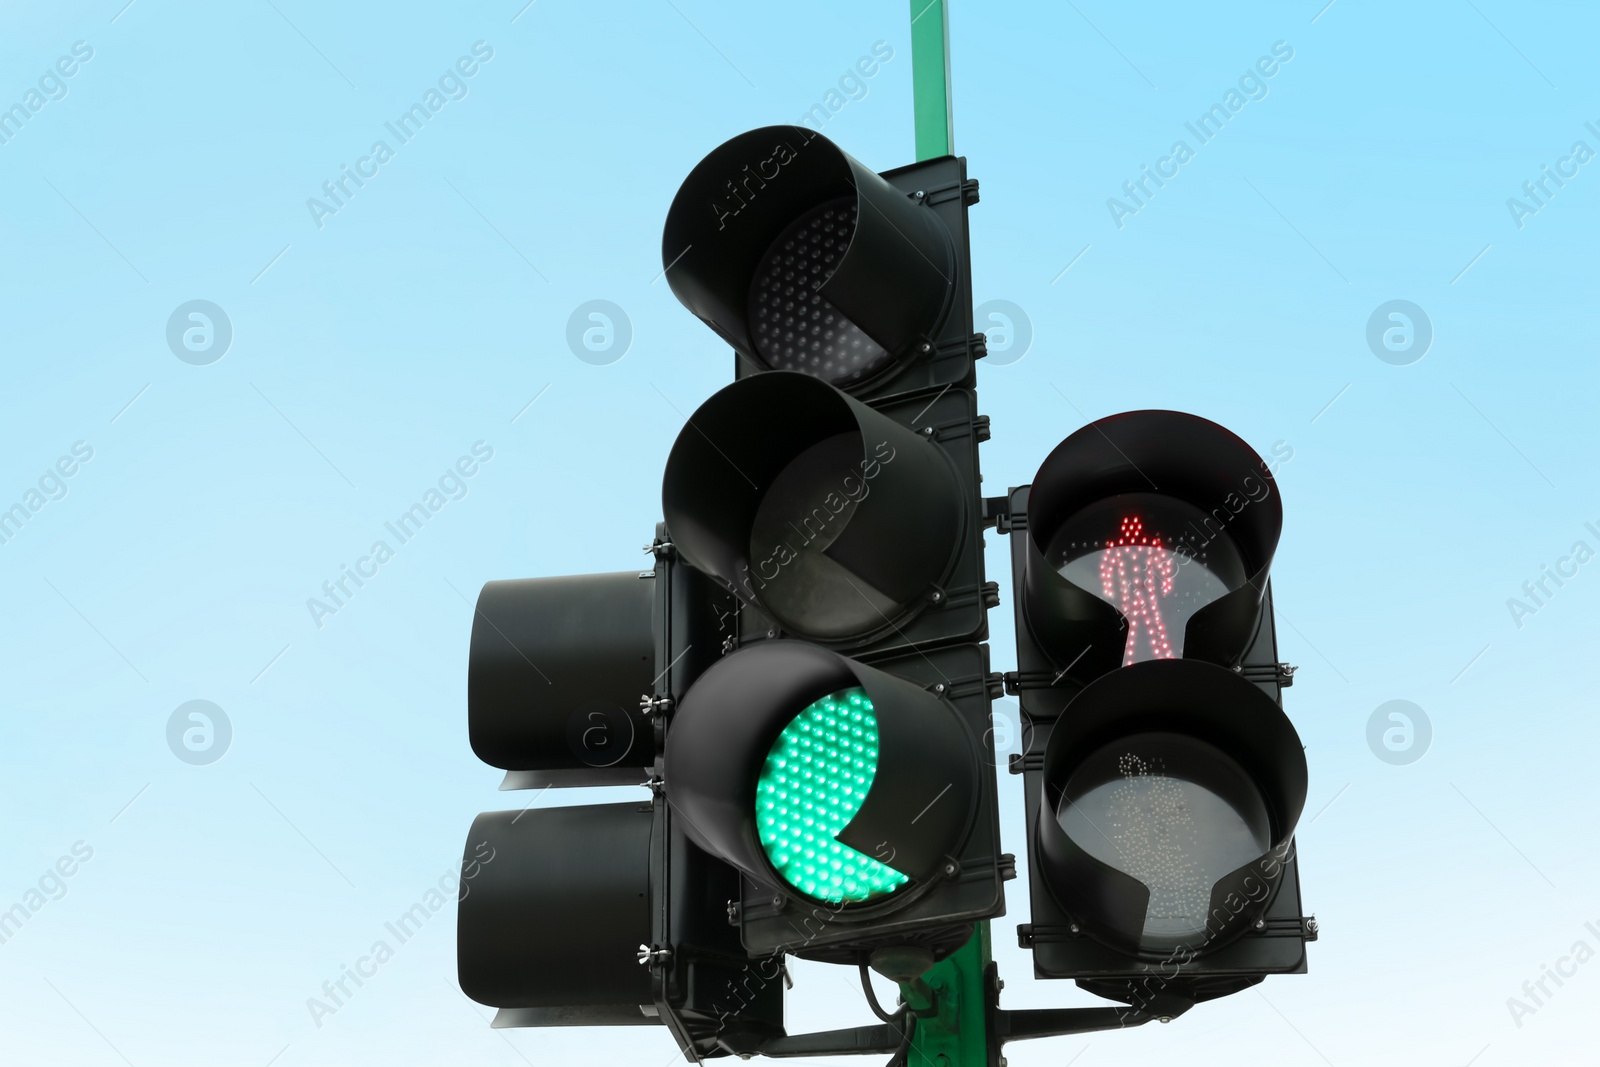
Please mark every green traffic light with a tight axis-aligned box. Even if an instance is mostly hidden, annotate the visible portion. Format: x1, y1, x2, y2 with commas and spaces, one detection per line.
755, 687, 910, 903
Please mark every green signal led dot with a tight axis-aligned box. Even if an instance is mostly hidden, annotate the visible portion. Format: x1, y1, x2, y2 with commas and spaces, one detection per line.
755, 687, 910, 903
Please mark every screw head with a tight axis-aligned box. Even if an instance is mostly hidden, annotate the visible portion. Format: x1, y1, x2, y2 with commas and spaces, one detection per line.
913, 190, 926, 200
1254, 918, 1267, 930
771, 894, 783, 907
1068, 923, 1081, 935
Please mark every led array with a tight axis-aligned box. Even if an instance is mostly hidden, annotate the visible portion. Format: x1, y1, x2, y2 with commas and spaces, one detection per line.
1099, 515, 1177, 665
749, 200, 891, 385
754, 687, 909, 903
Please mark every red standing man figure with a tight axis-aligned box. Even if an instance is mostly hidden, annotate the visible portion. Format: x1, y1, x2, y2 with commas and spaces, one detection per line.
1099, 515, 1176, 665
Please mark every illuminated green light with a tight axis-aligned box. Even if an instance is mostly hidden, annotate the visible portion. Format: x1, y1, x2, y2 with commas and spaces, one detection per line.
755, 687, 909, 903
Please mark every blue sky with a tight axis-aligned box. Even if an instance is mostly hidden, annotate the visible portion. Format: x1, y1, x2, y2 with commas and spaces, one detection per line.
1, 1, 1596, 1065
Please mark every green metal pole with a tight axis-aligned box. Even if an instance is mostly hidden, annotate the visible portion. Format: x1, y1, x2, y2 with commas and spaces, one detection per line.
909, 0, 954, 159
898, 923, 994, 1067
904, 4, 987, 1063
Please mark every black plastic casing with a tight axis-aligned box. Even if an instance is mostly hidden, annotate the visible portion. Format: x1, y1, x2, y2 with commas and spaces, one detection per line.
658, 144, 1005, 965
458, 535, 785, 1059
662, 128, 981, 405
1006, 485, 1315, 1001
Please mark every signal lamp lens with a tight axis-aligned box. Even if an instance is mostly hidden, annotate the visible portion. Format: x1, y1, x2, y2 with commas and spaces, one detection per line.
747, 430, 898, 638
1044, 494, 1250, 664
755, 687, 909, 903
748, 198, 893, 386
1054, 732, 1271, 951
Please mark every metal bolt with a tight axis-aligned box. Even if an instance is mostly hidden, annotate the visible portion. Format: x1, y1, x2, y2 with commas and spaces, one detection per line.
919, 341, 933, 353
1254, 918, 1267, 930
771, 894, 783, 907
1069, 923, 1081, 935
943, 862, 958, 876
766, 629, 776, 638
913, 190, 926, 201
1306, 918, 1320, 936
1158, 1015, 1172, 1024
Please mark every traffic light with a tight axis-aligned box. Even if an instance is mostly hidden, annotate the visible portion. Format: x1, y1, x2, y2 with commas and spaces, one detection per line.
454, 121, 1004, 1061
1006, 411, 1316, 1010
663, 639, 1002, 962
454, 114, 1318, 1063
660, 124, 981, 402
456, 536, 784, 1054
467, 570, 655, 789
656, 125, 1007, 965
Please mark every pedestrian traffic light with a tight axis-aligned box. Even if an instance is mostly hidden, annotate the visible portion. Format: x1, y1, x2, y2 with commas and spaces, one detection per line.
1006, 411, 1316, 1009
1017, 410, 1285, 690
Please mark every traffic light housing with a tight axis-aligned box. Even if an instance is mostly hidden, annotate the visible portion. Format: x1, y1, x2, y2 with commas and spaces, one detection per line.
661, 124, 982, 401
664, 639, 1005, 963
1006, 412, 1315, 1008
467, 570, 655, 788
659, 372, 992, 655
457, 534, 785, 1055
657, 126, 1006, 964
